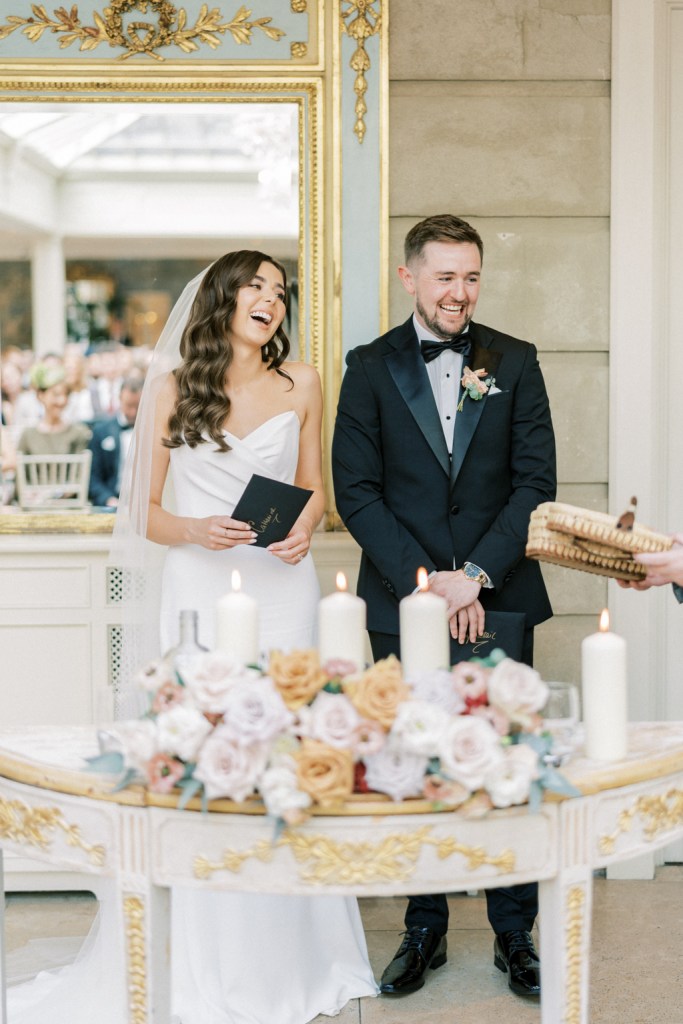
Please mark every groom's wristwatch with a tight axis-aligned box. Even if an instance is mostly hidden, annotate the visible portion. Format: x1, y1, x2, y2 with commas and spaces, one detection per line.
462, 562, 490, 587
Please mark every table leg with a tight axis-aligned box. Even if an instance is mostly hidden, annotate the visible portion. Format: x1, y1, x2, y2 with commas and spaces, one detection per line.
538, 799, 594, 1024
0, 849, 7, 1024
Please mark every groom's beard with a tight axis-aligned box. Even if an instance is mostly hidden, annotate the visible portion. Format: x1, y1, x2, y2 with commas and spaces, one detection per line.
416, 299, 471, 342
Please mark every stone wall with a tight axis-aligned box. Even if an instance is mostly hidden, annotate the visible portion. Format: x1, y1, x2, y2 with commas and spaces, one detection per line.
388, 0, 612, 683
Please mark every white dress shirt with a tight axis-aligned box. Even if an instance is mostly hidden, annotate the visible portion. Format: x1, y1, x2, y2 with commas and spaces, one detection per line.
413, 314, 465, 455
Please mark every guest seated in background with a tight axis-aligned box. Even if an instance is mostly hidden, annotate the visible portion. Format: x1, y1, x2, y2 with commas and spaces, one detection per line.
87, 376, 143, 507
619, 535, 683, 603
16, 363, 91, 456
63, 343, 96, 425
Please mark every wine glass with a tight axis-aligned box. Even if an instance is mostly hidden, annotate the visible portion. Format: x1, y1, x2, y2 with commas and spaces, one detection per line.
542, 681, 580, 765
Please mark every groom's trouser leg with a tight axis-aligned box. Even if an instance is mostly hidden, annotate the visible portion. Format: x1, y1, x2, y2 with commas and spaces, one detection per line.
368, 629, 538, 938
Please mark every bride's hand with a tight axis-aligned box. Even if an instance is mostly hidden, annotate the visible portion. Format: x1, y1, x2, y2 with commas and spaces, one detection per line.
188, 516, 257, 551
268, 526, 311, 565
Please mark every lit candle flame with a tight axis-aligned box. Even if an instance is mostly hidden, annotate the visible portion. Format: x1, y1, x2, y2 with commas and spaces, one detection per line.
599, 608, 610, 633
417, 567, 429, 592
336, 572, 348, 592
232, 570, 241, 592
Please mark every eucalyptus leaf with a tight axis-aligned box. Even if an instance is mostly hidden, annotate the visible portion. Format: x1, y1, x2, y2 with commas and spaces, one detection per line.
541, 767, 582, 798
84, 751, 125, 774
112, 767, 139, 793
177, 777, 203, 810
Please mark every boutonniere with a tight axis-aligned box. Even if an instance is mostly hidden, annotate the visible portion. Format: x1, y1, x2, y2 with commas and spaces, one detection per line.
457, 366, 495, 412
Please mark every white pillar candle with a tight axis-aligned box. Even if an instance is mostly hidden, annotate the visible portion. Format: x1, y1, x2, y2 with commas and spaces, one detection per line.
399, 567, 450, 680
581, 608, 628, 760
216, 570, 259, 665
318, 572, 367, 671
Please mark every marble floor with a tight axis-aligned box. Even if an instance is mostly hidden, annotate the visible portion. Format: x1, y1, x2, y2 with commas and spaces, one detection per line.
4, 867, 683, 1023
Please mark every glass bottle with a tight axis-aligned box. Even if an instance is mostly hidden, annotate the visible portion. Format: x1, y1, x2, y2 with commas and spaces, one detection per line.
163, 609, 208, 678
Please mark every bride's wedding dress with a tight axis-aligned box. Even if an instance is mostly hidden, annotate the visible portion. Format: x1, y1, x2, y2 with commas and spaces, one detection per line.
7, 411, 378, 1024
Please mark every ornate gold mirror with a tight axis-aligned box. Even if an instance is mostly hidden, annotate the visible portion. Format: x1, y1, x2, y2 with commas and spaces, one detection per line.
0, 0, 387, 527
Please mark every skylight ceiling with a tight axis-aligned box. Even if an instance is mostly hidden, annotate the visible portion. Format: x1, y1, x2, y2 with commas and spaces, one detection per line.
0, 105, 298, 176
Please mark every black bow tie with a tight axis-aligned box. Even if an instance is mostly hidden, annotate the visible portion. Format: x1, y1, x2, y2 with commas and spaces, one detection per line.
420, 335, 471, 363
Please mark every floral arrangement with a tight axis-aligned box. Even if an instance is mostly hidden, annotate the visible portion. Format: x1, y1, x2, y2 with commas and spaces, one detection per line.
89, 648, 579, 823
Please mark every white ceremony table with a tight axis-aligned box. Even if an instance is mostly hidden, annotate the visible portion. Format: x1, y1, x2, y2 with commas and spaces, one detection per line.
3, 723, 683, 1024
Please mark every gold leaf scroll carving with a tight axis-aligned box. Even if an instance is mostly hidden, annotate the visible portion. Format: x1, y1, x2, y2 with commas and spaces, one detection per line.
0, 795, 106, 865
565, 885, 586, 1024
598, 788, 683, 855
193, 824, 516, 884
123, 895, 148, 1024
0, 2, 286, 61
340, 0, 382, 144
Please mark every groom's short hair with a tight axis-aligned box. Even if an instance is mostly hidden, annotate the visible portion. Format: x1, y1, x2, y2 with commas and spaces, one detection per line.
404, 215, 484, 266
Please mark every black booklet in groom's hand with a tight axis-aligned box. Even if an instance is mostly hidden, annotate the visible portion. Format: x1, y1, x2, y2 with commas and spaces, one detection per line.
449, 610, 526, 665
231, 474, 313, 547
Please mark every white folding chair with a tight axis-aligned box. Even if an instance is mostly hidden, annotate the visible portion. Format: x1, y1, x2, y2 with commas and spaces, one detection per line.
15, 451, 92, 509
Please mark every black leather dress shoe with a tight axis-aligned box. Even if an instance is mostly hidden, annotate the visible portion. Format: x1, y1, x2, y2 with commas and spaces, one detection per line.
493, 930, 541, 997
379, 926, 447, 995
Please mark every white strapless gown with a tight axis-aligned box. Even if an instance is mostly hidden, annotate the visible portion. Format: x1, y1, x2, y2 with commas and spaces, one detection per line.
8, 411, 378, 1024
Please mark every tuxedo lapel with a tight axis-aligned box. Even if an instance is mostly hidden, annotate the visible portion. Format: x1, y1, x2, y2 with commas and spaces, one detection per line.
385, 322, 451, 478
450, 328, 502, 487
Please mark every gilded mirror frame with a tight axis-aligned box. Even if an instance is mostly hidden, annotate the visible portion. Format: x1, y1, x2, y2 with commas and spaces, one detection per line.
0, 0, 388, 528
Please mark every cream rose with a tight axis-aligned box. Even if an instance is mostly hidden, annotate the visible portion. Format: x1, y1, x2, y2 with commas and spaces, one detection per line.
194, 727, 268, 802
363, 746, 428, 802
294, 739, 354, 807
135, 658, 176, 694
438, 715, 503, 792
451, 662, 489, 706
308, 691, 361, 749
219, 677, 293, 745
487, 659, 549, 729
182, 651, 261, 716
484, 742, 540, 808
344, 655, 410, 730
389, 699, 448, 758
268, 650, 328, 710
155, 704, 213, 762
113, 719, 158, 772
410, 669, 466, 716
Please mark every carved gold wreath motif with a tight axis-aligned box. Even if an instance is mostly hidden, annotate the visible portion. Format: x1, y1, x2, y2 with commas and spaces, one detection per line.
0, 794, 106, 865
193, 824, 516, 884
0, 2, 285, 60
564, 885, 586, 1024
598, 788, 683, 855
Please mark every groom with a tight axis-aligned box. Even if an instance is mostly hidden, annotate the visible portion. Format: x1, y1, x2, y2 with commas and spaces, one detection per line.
332, 214, 556, 999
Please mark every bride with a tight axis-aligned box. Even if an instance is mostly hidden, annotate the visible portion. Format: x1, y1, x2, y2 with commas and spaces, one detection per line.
8, 251, 378, 1024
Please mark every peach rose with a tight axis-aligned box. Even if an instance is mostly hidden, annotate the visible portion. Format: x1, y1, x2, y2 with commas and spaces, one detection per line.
268, 649, 328, 710
344, 655, 410, 730
294, 739, 354, 807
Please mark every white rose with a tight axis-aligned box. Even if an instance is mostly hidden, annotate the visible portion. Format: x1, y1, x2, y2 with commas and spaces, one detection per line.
155, 704, 213, 762
308, 691, 361, 749
135, 659, 176, 694
487, 659, 549, 728
194, 727, 268, 802
484, 742, 540, 808
259, 761, 312, 820
220, 677, 293, 745
181, 651, 261, 715
438, 715, 503, 792
410, 669, 466, 716
364, 746, 428, 802
389, 699, 449, 758
112, 719, 158, 771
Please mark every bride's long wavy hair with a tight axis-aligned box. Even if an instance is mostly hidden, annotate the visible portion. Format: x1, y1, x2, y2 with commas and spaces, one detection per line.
164, 250, 292, 452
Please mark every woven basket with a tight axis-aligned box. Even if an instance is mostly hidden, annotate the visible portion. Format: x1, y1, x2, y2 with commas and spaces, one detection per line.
526, 502, 673, 581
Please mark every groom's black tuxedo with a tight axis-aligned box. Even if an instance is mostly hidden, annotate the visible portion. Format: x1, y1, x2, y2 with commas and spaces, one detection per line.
332, 316, 556, 940
332, 316, 556, 640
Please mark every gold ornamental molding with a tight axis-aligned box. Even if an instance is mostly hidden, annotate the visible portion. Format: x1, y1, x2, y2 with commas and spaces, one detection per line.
340, 0, 381, 143
0, 794, 106, 865
193, 824, 516, 884
0, 2, 287, 61
123, 895, 148, 1024
598, 787, 683, 855
564, 885, 586, 1024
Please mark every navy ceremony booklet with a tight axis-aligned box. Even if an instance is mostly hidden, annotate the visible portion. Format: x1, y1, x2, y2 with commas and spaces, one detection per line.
449, 610, 526, 664
232, 474, 313, 547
